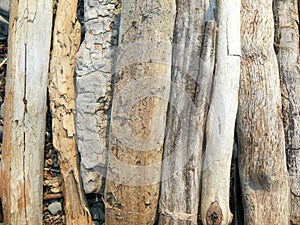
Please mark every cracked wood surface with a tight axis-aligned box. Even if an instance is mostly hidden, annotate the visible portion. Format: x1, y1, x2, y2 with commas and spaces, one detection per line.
237, 0, 290, 224
200, 0, 241, 224
75, 0, 121, 194
1, 0, 52, 224
158, 0, 215, 224
48, 0, 92, 224
104, 0, 176, 224
274, 0, 300, 224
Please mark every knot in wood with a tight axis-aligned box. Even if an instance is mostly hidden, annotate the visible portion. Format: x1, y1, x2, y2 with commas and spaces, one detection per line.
206, 200, 222, 225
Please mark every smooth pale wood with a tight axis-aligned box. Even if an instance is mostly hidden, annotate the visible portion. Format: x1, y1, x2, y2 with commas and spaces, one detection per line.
158, 0, 215, 221
104, 0, 175, 224
1, 0, 52, 224
237, 0, 290, 224
200, 0, 241, 225
48, 0, 92, 224
274, 0, 300, 224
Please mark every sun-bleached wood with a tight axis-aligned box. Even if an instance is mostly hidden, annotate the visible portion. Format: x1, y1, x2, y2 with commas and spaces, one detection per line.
1, 0, 52, 224
274, 0, 300, 224
237, 0, 290, 224
200, 0, 241, 224
158, 0, 215, 223
104, 0, 176, 224
48, 0, 92, 224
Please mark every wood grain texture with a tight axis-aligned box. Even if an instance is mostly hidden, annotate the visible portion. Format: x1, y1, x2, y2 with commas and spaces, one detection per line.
237, 0, 290, 224
158, 0, 215, 223
104, 0, 176, 224
48, 0, 92, 224
200, 0, 241, 224
274, 0, 300, 224
1, 0, 52, 224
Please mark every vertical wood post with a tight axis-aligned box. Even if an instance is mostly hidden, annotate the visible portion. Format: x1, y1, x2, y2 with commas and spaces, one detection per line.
274, 0, 300, 224
158, 0, 215, 223
200, 0, 241, 224
104, 0, 176, 224
48, 0, 93, 224
237, 0, 290, 224
1, 0, 53, 224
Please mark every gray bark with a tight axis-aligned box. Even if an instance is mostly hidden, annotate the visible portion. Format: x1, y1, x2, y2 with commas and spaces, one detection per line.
274, 0, 300, 224
75, 0, 121, 194
158, 0, 215, 224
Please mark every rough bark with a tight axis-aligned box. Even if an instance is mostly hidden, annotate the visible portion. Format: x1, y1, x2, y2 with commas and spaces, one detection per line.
48, 0, 92, 224
1, 0, 52, 224
158, 0, 215, 223
75, 0, 121, 194
104, 0, 176, 224
237, 0, 290, 224
200, 0, 241, 224
273, 1, 300, 224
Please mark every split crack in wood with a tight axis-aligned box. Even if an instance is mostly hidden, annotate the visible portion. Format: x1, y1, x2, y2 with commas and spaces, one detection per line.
159, 202, 197, 224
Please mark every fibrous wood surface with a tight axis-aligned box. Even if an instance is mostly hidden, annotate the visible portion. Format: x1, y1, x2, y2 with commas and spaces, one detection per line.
1, 0, 52, 224
274, 0, 300, 224
105, 0, 176, 224
48, 0, 92, 224
158, 0, 215, 223
237, 0, 290, 224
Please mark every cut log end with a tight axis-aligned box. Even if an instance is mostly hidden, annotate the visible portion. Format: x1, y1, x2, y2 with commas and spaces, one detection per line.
206, 201, 223, 225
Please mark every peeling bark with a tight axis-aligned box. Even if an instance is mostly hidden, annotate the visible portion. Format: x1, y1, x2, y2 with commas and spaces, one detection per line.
200, 0, 241, 225
1, 0, 52, 224
75, 0, 121, 194
158, 0, 215, 223
48, 0, 92, 224
237, 0, 290, 224
104, 0, 176, 224
273, 1, 300, 224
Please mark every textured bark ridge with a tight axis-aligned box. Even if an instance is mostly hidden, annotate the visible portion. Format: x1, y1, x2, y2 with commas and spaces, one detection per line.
48, 0, 92, 224
1, 0, 52, 224
75, 0, 121, 194
200, 0, 240, 224
104, 0, 176, 224
158, 0, 215, 224
274, 1, 300, 224
237, 0, 290, 224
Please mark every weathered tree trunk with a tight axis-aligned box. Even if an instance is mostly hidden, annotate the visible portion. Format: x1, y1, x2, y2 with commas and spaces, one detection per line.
75, 0, 121, 194
104, 0, 176, 224
1, 0, 52, 224
48, 0, 92, 224
158, 0, 215, 223
200, 0, 241, 224
273, 1, 300, 224
237, 0, 290, 224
